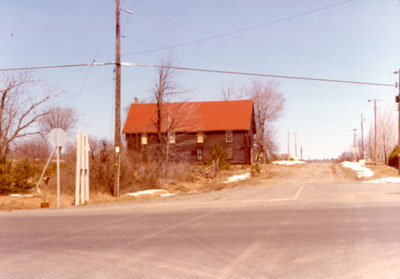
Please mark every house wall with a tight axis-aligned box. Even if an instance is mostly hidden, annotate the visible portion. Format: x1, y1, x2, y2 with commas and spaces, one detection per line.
125, 129, 254, 165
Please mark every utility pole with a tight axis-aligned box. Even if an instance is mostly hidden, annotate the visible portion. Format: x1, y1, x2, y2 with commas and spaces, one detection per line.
294, 132, 297, 159
353, 129, 357, 162
287, 131, 290, 160
361, 113, 364, 159
373, 99, 377, 165
368, 98, 379, 165
300, 145, 303, 161
113, 0, 121, 197
395, 69, 400, 175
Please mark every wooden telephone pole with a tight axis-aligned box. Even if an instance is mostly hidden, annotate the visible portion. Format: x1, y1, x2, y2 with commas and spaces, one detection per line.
353, 129, 357, 162
113, 0, 121, 197
287, 131, 290, 160
361, 113, 364, 159
396, 69, 400, 175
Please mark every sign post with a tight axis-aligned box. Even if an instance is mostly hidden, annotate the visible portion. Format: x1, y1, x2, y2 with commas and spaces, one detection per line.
75, 131, 90, 206
48, 128, 67, 208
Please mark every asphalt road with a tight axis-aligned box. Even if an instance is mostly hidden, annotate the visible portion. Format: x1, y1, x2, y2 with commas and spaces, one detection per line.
1, 163, 400, 278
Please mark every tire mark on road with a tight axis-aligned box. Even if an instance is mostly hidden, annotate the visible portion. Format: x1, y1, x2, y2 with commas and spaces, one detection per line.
0, 213, 150, 254
125, 210, 216, 248
215, 241, 266, 279
61, 248, 213, 278
145, 212, 272, 278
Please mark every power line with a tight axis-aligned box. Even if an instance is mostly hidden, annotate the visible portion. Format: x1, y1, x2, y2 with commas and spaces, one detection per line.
133, 13, 368, 69
0, 62, 114, 72
69, 79, 114, 99
1, 62, 394, 87
128, 11, 381, 74
122, 62, 396, 87
123, 0, 354, 56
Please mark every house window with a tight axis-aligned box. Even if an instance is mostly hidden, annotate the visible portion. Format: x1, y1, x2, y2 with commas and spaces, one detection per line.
226, 130, 233, 142
169, 133, 176, 144
197, 132, 204, 143
197, 148, 203, 160
141, 133, 147, 145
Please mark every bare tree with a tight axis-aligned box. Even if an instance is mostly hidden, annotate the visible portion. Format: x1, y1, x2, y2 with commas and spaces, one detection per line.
39, 106, 78, 134
152, 59, 193, 162
162, 102, 199, 163
364, 108, 397, 164
247, 80, 285, 163
152, 59, 179, 161
0, 72, 56, 163
220, 84, 246, 101
148, 59, 200, 176
375, 109, 396, 164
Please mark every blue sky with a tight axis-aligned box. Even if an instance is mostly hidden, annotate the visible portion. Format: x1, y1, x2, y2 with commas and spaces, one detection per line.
1, 0, 400, 159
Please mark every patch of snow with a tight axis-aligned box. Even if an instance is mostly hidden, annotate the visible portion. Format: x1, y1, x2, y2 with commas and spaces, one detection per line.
364, 177, 400, 184
272, 160, 306, 166
224, 173, 251, 183
159, 192, 177, 198
8, 194, 34, 197
125, 189, 174, 198
341, 161, 374, 178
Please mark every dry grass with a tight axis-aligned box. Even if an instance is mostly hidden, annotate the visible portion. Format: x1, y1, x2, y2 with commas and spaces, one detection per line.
0, 195, 43, 211
366, 162, 398, 179
338, 164, 360, 180
0, 192, 74, 212
4, 161, 397, 212
337, 161, 399, 181
0, 191, 162, 212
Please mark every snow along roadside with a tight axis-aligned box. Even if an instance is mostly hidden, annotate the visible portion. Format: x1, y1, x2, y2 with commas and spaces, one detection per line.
341, 161, 374, 178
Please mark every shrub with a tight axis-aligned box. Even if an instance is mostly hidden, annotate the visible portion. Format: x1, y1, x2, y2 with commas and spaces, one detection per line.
121, 152, 160, 190
89, 139, 114, 194
388, 146, 398, 169
0, 162, 13, 194
164, 162, 195, 182
0, 160, 37, 195
250, 164, 260, 177
206, 142, 230, 170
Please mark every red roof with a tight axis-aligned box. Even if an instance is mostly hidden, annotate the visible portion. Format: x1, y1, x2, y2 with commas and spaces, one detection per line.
122, 99, 254, 134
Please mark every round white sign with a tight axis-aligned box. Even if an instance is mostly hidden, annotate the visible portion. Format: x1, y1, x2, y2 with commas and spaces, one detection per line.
48, 128, 67, 147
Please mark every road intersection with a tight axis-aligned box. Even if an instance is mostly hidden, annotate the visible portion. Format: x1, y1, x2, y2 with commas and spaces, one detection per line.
1, 163, 400, 278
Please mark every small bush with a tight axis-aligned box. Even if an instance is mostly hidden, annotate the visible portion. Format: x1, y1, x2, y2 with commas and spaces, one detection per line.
120, 151, 196, 193
89, 139, 114, 194
250, 164, 260, 177
388, 146, 398, 169
0, 160, 37, 195
164, 162, 195, 182
206, 142, 230, 170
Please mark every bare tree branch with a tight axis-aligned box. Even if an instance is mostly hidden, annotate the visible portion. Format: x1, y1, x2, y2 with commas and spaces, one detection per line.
247, 79, 285, 162
220, 84, 246, 101
39, 106, 78, 134
0, 72, 57, 163
365, 109, 397, 164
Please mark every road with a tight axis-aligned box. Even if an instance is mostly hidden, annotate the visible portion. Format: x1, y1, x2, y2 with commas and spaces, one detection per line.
1, 163, 400, 278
